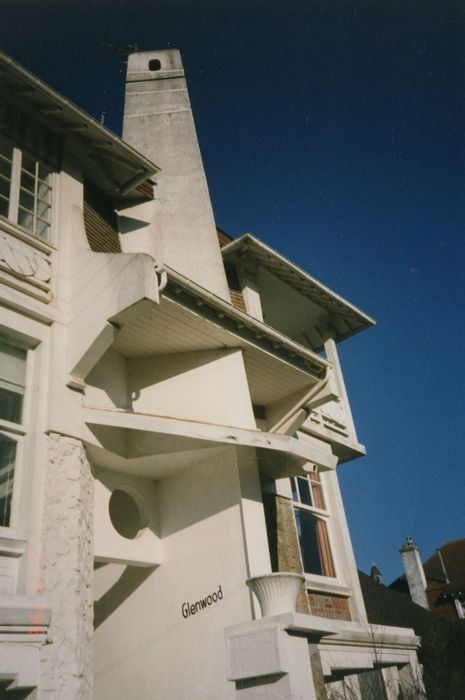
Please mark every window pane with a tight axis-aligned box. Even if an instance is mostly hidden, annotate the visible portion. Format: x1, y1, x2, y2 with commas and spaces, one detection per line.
37, 180, 51, 201
0, 341, 26, 386
0, 137, 13, 161
310, 472, 326, 509
0, 155, 12, 179
294, 508, 323, 575
21, 151, 36, 176
20, 171, 35, 194
36, 199, 51, 220
0, 155, 12, 213
35, 218, 50, 238
0, 342, 26, 424
38, 163, 51, 182
0, 434, 16, 527
0, 178, 10, 215
0, 113, 57, 238
19, 189, 35, 213
0, 388, 23, 424
290, 477, 298, 502
18, 208, 34, 231
297, 476, 312, 506
0, 195, 8, 218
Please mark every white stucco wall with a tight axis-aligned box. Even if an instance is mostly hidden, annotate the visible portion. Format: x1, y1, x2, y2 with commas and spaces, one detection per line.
93, 449, 257, 699
129, 348, 257, 429
85, 349, 129, 411
122, 50, 230, 301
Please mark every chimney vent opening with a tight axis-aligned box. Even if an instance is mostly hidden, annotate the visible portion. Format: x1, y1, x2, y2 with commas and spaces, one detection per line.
148, 58, 161, 71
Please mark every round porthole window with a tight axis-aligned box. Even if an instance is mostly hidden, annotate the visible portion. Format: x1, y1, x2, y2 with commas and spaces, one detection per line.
109, 489, 144, 540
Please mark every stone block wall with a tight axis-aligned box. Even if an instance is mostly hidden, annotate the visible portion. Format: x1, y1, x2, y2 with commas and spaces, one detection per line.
263, 493, 310, 614
39, 434, 94, 699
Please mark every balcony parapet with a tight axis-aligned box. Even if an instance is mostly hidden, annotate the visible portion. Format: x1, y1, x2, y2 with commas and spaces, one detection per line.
68, 245, 164, 388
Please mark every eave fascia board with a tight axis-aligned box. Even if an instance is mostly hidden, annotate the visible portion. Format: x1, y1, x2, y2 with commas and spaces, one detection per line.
0, 50, 160, 193
222, 232, 375, 335
163, 265, 330, 380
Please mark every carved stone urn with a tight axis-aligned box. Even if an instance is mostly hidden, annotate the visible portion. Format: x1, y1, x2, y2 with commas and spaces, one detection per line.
246, 572, 305, 617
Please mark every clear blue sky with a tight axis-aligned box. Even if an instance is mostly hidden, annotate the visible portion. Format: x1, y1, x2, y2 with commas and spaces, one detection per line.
2, 0, 464, 582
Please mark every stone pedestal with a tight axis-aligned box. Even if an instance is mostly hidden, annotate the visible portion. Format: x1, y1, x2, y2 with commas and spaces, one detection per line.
226, 612, 337, 700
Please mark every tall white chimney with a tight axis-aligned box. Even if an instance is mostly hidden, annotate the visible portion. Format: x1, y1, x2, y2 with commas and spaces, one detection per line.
122, 49, 230, 300
399, 537, 429, 609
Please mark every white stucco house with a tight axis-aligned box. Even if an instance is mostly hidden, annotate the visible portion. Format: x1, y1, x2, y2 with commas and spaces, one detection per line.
0, 48, 424, 699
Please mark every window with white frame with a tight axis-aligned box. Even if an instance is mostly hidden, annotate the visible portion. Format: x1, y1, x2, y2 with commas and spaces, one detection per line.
0, 339, 27, 528
290, 473, 335, 577
0, 107, 59, 239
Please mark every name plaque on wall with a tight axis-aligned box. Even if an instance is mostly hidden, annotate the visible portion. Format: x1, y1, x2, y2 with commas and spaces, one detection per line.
181, 585, 223, 619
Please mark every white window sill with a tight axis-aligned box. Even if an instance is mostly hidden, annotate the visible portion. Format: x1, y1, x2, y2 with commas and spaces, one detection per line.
0, 215, 55, 255
0, 529, 27, 558
0, 419, 26, 436
304, 574, 351, 597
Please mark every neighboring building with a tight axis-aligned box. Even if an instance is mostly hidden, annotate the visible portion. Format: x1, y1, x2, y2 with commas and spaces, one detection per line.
0, 48, 423, 699
361, 568, 465, 699
392, 538, 465, 621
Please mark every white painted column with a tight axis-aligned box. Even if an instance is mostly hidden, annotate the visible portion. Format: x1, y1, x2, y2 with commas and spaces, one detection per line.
236, 449, 272, 580
323, 338, 358, 441
226, 614, 336, 700
236, 257, 264, 321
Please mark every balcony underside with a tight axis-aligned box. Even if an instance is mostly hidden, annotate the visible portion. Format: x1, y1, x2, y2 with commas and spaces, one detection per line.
111, 295, 325, 406
82, 408, 337, 480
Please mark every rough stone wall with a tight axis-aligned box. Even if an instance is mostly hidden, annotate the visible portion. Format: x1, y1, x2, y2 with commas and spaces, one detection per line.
263, 494, 310, 614
39, 433, 93, 699
309, 645, 329, 700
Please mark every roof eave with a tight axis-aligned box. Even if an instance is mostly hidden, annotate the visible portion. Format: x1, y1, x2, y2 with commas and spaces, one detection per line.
0, 50, 160, 199
222, 232, 375, 338
162, 265, 330, 380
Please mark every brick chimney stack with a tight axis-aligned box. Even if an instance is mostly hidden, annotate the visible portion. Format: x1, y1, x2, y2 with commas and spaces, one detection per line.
399, 537, 429, 609
122, 49, 230, 300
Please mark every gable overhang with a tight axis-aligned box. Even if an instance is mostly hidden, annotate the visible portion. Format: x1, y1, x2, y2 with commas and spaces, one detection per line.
0, 50, 160, 201
222, 233, 375, 344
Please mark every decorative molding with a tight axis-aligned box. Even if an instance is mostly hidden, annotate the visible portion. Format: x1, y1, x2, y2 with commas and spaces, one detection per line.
0, 227, 52, 303
0, 215, 55, 254
0, 234, 51, 281
308, 399, 349, 437
0, 533, 27, 558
